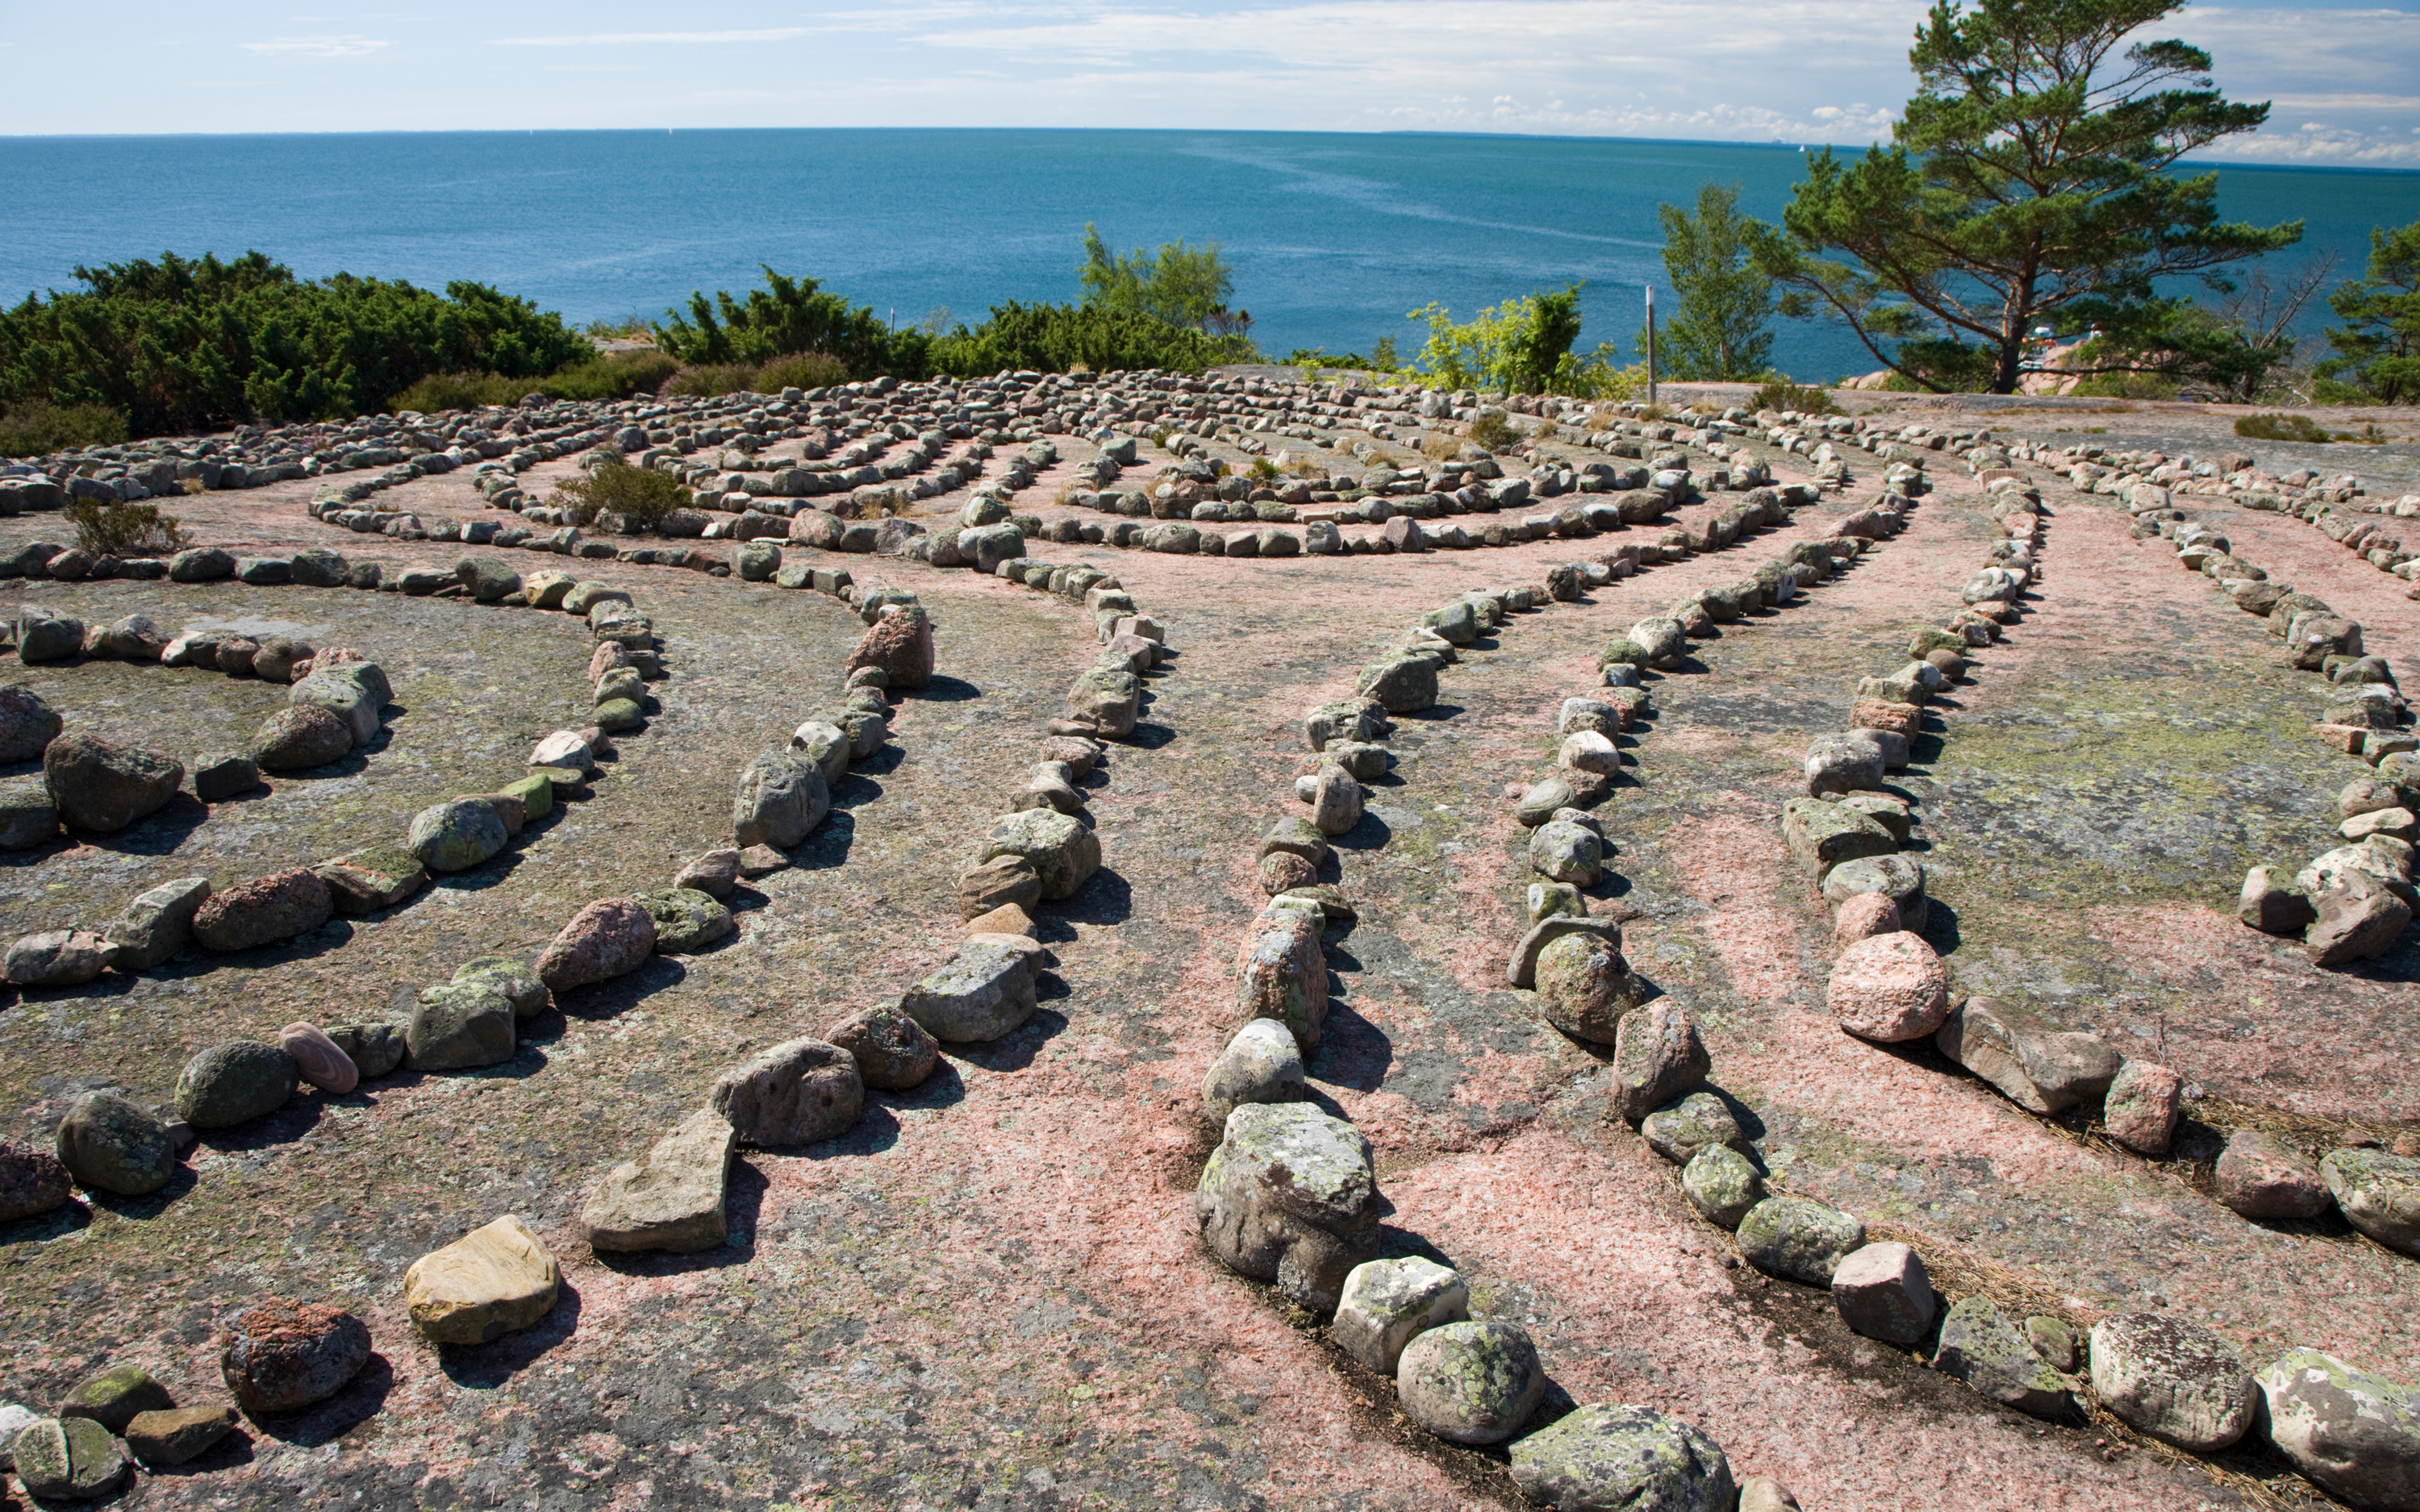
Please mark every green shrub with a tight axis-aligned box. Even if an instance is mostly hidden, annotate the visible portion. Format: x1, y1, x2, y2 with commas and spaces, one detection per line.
0, 252, 590, 437
668, 363, 763, 398
390, 349, 677, 414
753, 351, 849, 393
1467, 411, 1520, 450
65, 497, 190, 556
1750, 381, 1842, 415
2234, 411, 2330, 443
927, 302, 1235, 377
0, 400, 129, 456
549, 452, 690, 530
1247, 456, 1279, 482
654, 266, 916, 376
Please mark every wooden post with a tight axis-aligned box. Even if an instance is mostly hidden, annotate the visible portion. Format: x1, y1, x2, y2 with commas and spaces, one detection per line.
1644, 285, 1658, 409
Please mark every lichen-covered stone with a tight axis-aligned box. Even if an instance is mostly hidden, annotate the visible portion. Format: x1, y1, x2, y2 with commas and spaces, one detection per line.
1737, 1195, 1864, 1285
732, 749, 830, 848
1684, 1143, 1766, 1229
406, 981, 516, 1071
172, 1040, 298, 1128
58, 1363, 172, 1433
1534, 929, 1645, 1045
43, 733, 182, 833
1201, 1018, 1307, 1124
1780, 796, 1895, 881
10, 1414, 125, 1501
54, 1091, 173, 1196
1234, 907, 1328, 1051
1195, 1102, 1380, 1313
1330, 1257, 1467, 1376
1933, 1294, 2073, 1417
898, 935, 1042, 1042
1610, 1002, 1710, 1123
1395, 1321, 1544, 1445
978, 808, 1100, 900
823, 1002, 940, 1090
1508, 1403, 1736, 1512
2321, 1148, 2420, 1256
709, 1037, 864, 1146
2256, 1347, 2420, 1510
252, 702, 354, 771
408, 798, 509, 873
2088, 1313, 2256, 1452
1640, 1092, 1746, 1166
632, 886, 735, 954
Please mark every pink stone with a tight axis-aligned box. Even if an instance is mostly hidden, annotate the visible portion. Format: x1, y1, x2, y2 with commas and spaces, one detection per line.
278, 1022, 358, 1095
844, 611, 934, 689
2103, 1060, 2181, 1155
1833, 891, 1904, 945
538, 898, 657, 993
588, 642, 630, 680
1827, 932, 1951, 1043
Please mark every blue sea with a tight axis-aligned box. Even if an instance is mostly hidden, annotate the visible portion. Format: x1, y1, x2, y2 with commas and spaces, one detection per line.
4, 128, 2417, 382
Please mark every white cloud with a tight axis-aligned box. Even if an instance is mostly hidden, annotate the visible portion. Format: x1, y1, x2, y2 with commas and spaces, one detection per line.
239, 34, 387, 56
490, 28, 810, 47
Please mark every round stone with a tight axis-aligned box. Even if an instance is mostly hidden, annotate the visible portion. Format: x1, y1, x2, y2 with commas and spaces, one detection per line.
54, 1091, 174, 1196
1533, 930, 1643, 1044
407, 798, 509, 873
1826, 932, 1951, 1042
1394, 1321, 1546, 1445
822, 1002, 941, 1091
1832, 890, 1903, 943
252, 703, 354, 771
0, 1138, 72, 1221
219, 1297, 372, 1414
173, 1041, 299, 1129
1821, 853, 1929, 931
42, 733, 182, 834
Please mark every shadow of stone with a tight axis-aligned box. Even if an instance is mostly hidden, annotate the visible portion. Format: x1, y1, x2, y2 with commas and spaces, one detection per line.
915, 674, 983, 703
84, 1164, 197, 1218
1333, 812, 1394, 852
81, 793, 211, 857
437, 1289, 582, 1389
554, 956, 687, 1022
886, 1057, 966, 1113
1309, 998, 1394, 1093
244, 1352, 395, 1446
1058, 866, 1132, 927
949, 1006, 1069, 1075
0, 1198, 91, 1248
196, 1098, 327, 1154
791, 810, 856, 871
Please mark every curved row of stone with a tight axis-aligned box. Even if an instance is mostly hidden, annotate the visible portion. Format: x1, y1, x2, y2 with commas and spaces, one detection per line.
0, 583, 974, 1489
2104, 497, 2418, 969
1765, 480, 2420, 1506
0, 552, 677, 994
1191, 578, 1811, 1508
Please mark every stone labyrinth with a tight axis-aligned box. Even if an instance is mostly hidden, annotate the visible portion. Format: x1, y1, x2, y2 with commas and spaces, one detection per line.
0, 369, 2417, 1510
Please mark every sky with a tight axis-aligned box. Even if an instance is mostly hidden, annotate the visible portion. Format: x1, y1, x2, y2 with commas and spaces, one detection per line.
2, 0, 2417, 165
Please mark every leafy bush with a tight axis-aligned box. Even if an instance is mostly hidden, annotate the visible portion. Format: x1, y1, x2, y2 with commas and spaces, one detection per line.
2234, 412, 2330, 442
754, 351, 849, 393
549, 452, 690, 530
0, 252, 591, 436
1079, 225, 1255, 356
1750, 381, 1842, 415
0, 400, 128, 457
928, 302, 1235, 377
654, 266, 915, 377
65, 497, 190, 556
1467, 411, 1521, 450
1247, 456, 1279, 482
387, 349, 678, 415
668, 363, 766, 399
1408, 286, 1630, 396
